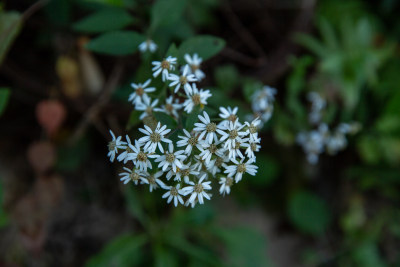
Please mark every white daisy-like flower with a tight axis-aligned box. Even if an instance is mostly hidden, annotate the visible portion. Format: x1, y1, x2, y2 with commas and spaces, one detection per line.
162, 184, 185, 207
184, 53, 205, 81
227, 138, 248, 160
119, 167, 146, 185
219, 177, 234, 196
141, 171, 165, 192
224, 158, 258, 183
217, 119, 247, 151
138, 122, 172, 153
198, 140, 225, 164
107, 130, 126, 162
154, 143, 186, 172
168, 64, 197, 94
181, 174, 212, 205
325, 133, 347, 155
166, 163, 199, 182
138, 39, 157, 53
116, 135, 133, 164
207, 155, 229, 176
242, 137, 261, 160
135, 94, 159, 120
296, 124, 328, 165
183, 84, 212, 113
152, 56, 177, 81
128, 79, 156, 105
244, 117, 261, 142
194, 111, 223, 144
126, 140, 156, 171
154, 96, 182, 118
219, 106, 239, 126
177, 129, 202, 155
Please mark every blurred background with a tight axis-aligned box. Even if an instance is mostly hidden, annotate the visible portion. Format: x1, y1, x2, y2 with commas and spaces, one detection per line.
1, 0, 400, 266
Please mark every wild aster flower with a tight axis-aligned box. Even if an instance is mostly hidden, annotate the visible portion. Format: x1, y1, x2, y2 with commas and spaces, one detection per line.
243, 137, 261, 160
183, 84, 212, 113
135, 94, 159, 120
207, 155, 229, 176
307, 92, 326, 124
107, 130, 126, 162
219, 106, 239, 127
119, 167, 146, 185
154, 96, 182, 118
325, 133, 347, 155
296, 124, 328, 164
224, 158, 258, 183
227, 138, 247, 160
182, 174, 212, 205
177, 129, 202, 155
219, 177, 234, 196
154, 143, 186, 172
128, 79, 156, 105
194, 111, 223, 144
138, 39, 157, 53
168, 64, 197, 94
244, 117, 261, 142
152, 56, 177, 81
198, 140, 225, 164
126, 140, 156, 171
184, 53, 205, 81
117, 135, 133, 164
141, 171, 165, 192
217, 119, 247, 151
138, 122, 172, 153
252, 86, 276, 111
162, 184, 185, 207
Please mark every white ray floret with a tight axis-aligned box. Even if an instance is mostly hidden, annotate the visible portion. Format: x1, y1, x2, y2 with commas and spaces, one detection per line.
224, 158, 258, 183
243, 137, 261, 160
168, 64, 197, 94
198, 140, 225, 164
217, 119, 247, 151
154, 143, 186, 172
119, 167, 146, 185
107, 130, 126, 162
181, 174, 212, 205
244, 117, 261, 142
126, 140, 156, 171
141, 171, 165, 192
183, 84, 212, 113
135, 94, 159, 120
138, 39, 157, 53
184, 53, 205, 81
219, 177, 234, 196
128, 79, 156, 105
116, 135, 133, 164
138, 122, 172, 153
152, 56, 177, 81
194, 111, 223, 144
177, 129, 202, 155
154, 96, 182, 118
162, 184, 185, 207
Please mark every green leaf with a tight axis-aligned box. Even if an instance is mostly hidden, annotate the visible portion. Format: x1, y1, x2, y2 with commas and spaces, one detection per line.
178, 35, 225, 61
126, 110, 141, 130
150, 0, 186, 31
0, 11, 22, 65
86, 30, 145, 55
0, 88, 10, 117
44, 0, 71, 26
288, 191, 331, 235
165, 43, 179, 59
123, 186, 148, 226
214, 64, 239, 92
73, 9, 134, 33
185, 106, 201, 130
249, 154, 280, 186
153, 112, 177, 129
85, 233, 147, 267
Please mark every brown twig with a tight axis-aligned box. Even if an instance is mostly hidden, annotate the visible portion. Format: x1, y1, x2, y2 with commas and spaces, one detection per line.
68, 62, 125, 144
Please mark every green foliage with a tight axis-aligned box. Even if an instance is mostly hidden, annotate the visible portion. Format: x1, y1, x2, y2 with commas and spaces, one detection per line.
0, 10, 22, 66
126, 110, 142, 131
56, 137, 90, 171
150, 0, 187, 31
288, 191, 332, 235
85, 30, 145, 55
0, 88, 10, 117
154, 112, 177, 129
248, 154, 280, 186
214, 64, 239, 92
73, 9, 135, 33
178, 35, 225, 62
185, 106, 201, 130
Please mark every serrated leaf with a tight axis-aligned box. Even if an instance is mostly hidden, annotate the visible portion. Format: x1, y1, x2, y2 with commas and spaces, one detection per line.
73, 9, 134, 33
86, 30, 145, 55
288, 191, 331, 235
153, 112, 177, 129
150, 0, 186, 30
0, 11, 22, 65
126, 110, 141, 130
0, 88, 10, 117
178, 35, 225, 61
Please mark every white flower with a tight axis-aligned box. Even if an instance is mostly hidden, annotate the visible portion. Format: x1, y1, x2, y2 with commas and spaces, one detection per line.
217, 119, 246, 151
126, 140, 156, 171
162, 184, 185, 207
326, 133, 347, 155
107, 130, 126, 162
296, 124, 328, 165
219, 177, 233, 195
182, 174, 211, 205
119, 167, 146, 185
227, 138, 248, 160
116, 135, 133, 164
177, 129, 202, 155
168, 65, 197, 94
138, 122, 172, 153
224, 158, 258, 183
184, 53, 205, 81
183, 84, 211, 113
154, 143, 186, 172
207, 155, 228, 176
307, 92, 326, 124
243, 137, 261, 160
128, 79, 156, 105
219, 106, 239, 127
198, 140, 225, 164
194, 111, 223, 144
154, 96, 182, 118
135, 94, 159, 120
152, 56, 177, 81
141, 171, 165, 192
244, 117, 261, 142
252, 86, 276, 111
138, 39, 157, 53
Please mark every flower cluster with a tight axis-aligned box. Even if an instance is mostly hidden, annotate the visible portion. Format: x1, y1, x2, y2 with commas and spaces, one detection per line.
248, 85, 276, 128
107, 53, 261, 207
297, 92, 360, 164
